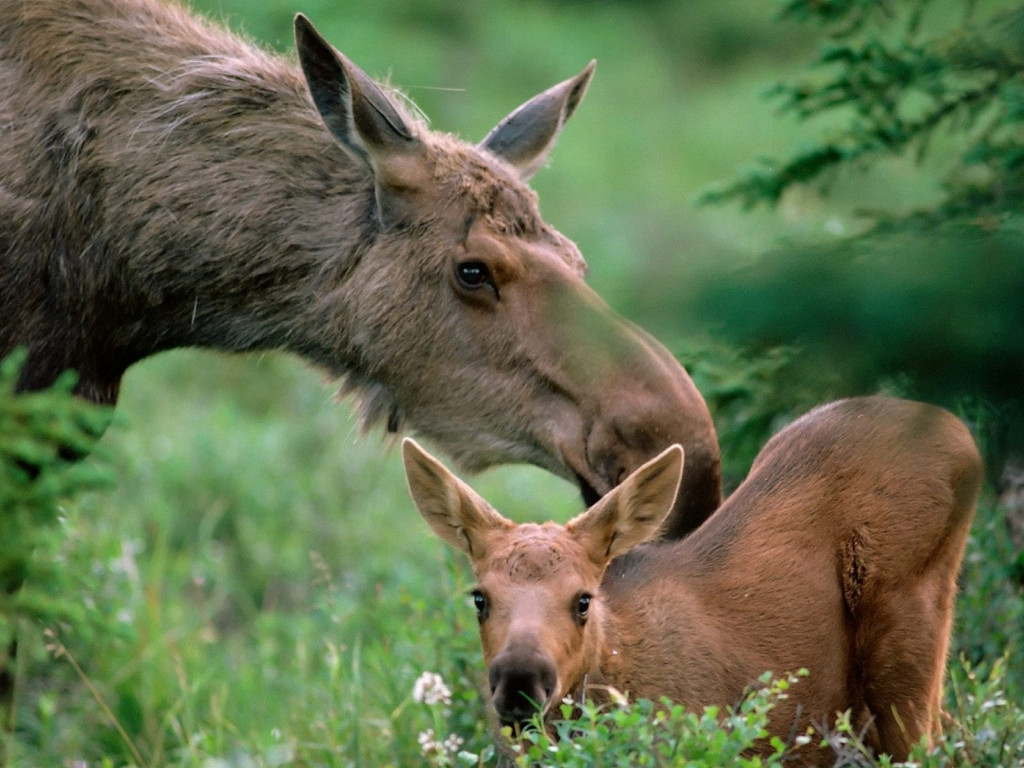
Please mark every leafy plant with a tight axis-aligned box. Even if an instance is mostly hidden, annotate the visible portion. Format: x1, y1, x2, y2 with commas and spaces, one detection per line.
0, 350, 113, 668
507, 673, 808, 768
703, 0, 1024, 218
697, 0, 1024, 473
0, 350, 113, 762
679, 341, 839, 488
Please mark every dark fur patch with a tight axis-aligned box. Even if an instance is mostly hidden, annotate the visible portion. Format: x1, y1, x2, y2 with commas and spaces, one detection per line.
841, 529, 868, 615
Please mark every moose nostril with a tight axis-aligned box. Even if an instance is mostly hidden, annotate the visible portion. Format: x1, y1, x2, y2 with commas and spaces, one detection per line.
488, 665, 502, 696
585, 419, 645, 495
573, 469, 602, 507
540, 662, 557, 701
489, 652, 559, 724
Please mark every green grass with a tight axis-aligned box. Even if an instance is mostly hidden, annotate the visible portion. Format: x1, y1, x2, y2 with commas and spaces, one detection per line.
4, 352, 577, 766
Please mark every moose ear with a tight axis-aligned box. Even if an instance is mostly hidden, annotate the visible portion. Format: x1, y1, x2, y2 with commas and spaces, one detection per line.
567, 444, 683, 566
294, 14, 427, 225
479, 61, 595, 181
402, 438, 513, 560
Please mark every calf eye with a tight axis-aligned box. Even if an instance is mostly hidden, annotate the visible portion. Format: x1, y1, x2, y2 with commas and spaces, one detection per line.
575, 593, 592, 624
471, 589, 489, 623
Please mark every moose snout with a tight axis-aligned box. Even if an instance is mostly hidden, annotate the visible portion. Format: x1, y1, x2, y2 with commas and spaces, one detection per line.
488, 649, 558, 726
584, 331, 722, 538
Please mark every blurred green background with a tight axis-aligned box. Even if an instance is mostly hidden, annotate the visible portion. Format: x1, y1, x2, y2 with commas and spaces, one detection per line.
4, 0, 1023, 765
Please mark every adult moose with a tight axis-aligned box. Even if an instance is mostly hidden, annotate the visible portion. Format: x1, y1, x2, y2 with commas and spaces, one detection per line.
0, 0, 720, 536
404, 397, 984, 764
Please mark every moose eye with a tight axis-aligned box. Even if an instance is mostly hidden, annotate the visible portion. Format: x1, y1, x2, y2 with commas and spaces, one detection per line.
471, 589, 489, 622
575, 593, 592, 624
454, 260, 498, 298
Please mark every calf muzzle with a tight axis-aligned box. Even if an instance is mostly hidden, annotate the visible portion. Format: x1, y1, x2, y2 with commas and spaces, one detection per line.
488, 648, 557, 726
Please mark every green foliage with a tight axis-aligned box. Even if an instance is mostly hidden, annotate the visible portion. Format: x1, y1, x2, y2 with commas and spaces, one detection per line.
704, 0, 1024, 217
931, 658, 1024, 767
696, 0, 1024, 471
509, 673, 805, 767
680, 342, 840, 488
0, 349, 112, 514
0, 350, 113, 650
686, 222, 1024, 440
955, 494, 1024, 696
403, 663, 1024, 768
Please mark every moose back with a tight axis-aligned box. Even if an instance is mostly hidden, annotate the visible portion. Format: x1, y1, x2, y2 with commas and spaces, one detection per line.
0, 0, 721, 535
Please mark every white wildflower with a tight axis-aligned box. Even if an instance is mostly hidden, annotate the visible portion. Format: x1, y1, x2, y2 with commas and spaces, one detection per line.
418, 728, 438, 752
412, 671, 452, 706
418, 728, 459, 764
442, 733, 463, 753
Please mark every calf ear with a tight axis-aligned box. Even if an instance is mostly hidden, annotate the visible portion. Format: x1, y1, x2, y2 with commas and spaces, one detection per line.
480, 61, 595, 180
402, 438, 513, 560
294, 15, 426, 227
567, 445, 683, 566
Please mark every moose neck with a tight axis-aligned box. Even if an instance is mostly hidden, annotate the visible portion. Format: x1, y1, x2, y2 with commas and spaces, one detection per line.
4, 5, 378, 402
585, 545, 708, 707
583, 587, 656, 702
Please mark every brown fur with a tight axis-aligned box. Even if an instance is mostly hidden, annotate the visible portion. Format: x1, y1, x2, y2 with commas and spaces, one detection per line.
405, 397, 984, 764
0, 0, 720, 535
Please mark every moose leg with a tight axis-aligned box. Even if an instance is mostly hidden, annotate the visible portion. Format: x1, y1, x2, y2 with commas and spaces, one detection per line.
849, 430, 980, 759
854, 527, 969, 760
858, 593, 947, 757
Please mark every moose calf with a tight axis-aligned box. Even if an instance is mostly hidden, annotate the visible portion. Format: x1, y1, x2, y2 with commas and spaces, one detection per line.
403, 396, 983, 764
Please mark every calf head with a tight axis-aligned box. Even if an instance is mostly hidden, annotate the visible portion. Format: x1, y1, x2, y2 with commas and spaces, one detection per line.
296, 17, 717, 531
402, 438, 683, 726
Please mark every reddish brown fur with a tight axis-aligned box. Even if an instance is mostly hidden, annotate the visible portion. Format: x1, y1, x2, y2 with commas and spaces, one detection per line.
0, 0, 720, 535
405, 397, 984, 764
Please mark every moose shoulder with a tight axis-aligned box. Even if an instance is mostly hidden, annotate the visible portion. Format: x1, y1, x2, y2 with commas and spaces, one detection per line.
0, 0, 720, 536
404, 397, 984, 764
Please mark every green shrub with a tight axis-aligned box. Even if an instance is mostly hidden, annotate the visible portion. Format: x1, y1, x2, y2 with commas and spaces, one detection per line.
509, 673, 804, 768
698, 0, 1024, 465
403, 662, 1024, 768
0, 350, 113, 665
